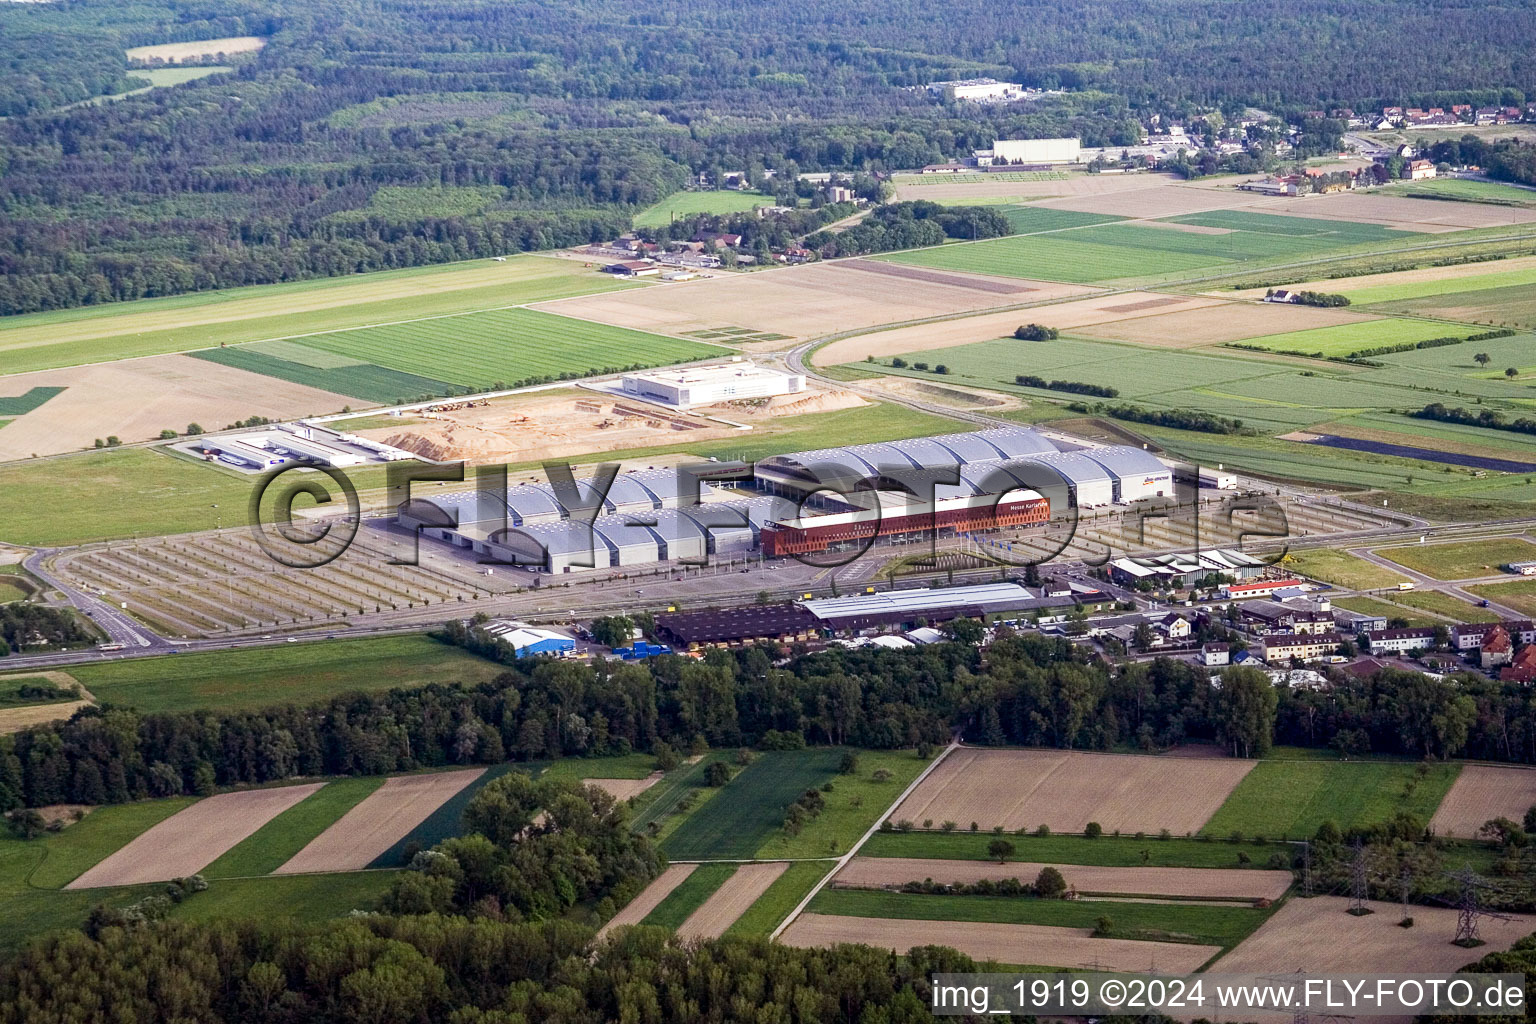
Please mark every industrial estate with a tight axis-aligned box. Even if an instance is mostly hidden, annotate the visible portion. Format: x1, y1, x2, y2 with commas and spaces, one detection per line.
6, 1, 1536, 1019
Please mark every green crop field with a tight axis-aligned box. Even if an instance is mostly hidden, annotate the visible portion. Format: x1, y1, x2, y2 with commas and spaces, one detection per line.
1390, 589, 1498, 621
190, 344, 456, 404
755, 749, 930, 859
0, 799, 200, 952
1467, 579, 1536, 617
168, 871, 396, 925
1341, 263, 1536, 305
203, 777, 386, 878
640, 863, 739, 929
1280, 549, 1409, 590
0, 254, 634, 376
1395, 178, 1536, 205
860, 831, 1289, 868
1329, 596, 1438, 627
70, 634, 504, 714
1372, 538, 1536, 580
1233, 318, 1481, 358
662, 749, 844, 860
1169, 210, 1417, 244
0, 677, 75, 707
725, 861, 833, 937
1370, 283, 1536, 330
0, 387, 65, 416
996, 207, 1126, 234
878, 233, 1220, 282
634, 190, 779, 227
1201, 760, 1460, 840
808, 889, 1264, 949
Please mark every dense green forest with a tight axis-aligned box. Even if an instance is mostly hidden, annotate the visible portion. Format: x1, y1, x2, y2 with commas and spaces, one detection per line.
2, 0, 1535, 314
4, 629, 1535, 812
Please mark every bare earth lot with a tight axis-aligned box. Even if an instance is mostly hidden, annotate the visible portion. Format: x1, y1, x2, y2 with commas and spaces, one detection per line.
66, 783, 325, 888
597, 863, 698, 938
535, 261, 1093, 343
781, 913, 1220, 972
893, 172, 1171, 204
1429, 764, 1536, 838
891, 749, 1255, 835
1254, 192, 1536, 232
583, 773, 664, 802
814, 292, 1221, 365
677, 861, 789, 940
0, 354, 355, 460
276, 769, 484, 874
834, 858, 1292, 901
1215, 896, 1526, 973
1076, 302, 1380, 347
126, 36, 266, 63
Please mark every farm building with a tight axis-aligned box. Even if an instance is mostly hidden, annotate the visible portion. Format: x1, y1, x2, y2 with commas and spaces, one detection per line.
603, 260, 659, 277
620, 360, 805, 410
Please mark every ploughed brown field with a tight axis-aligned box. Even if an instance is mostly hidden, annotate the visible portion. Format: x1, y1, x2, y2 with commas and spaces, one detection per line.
1075, 302, 1380, 348
534, 261, 1093, 342
891, 748, 1254, 835
780, 913, 1220, 973
582, 774, 663, 802
597, 863, 698, 938
834, 858, 1292, 902
1429, 764, 1536, 838
66, 783, 325, 889
275, 769, 484, 874
677, 862, 790, 940
1215, 896, 1527, 974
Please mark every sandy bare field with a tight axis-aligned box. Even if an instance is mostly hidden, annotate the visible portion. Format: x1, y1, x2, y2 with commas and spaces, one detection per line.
781, 913, 1220, 972
535, 261, 1093, 343
1429, 764, 1536, 838
126, 36, 266, 63
1216, 896, 1527, 974
893, 172, 1183, 204
598, 863, 699, 938
67, 783, 325, 889
0, 354, 357, 460
1038, 183, 1259, 219
276, 769, 484, 874
677, 861, 790, 940
1076, 302, 1380, 347
583, 773, 664, 802
359, 381, 866, 464
813, 292, 1222, 365
835, 858, 1292, 901
1226, 253, 1536, 301
891, 749, 1255, 835
0, 671, 92, 736
1255, 192, 1536, 232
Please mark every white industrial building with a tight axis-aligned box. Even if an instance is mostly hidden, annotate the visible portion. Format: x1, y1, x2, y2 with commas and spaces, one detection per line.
620, 360, 804, 410
1078, 447, 1172, 502
928, 78, 1025, 102
986, 137, 1082, 165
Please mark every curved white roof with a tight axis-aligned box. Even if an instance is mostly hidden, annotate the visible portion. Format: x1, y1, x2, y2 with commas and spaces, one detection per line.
971, 427, 1057, 459
1080, 446, 1170, 477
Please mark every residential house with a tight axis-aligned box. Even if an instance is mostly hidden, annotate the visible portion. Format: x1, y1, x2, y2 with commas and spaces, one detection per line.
1501, 645, 1536, 684
1262, 632, 1343, 663
1406, 159, 1437, 180
1364, 626, 1437, 654
1453, 620, 1536, 651
1476, 107, 1501, 125
1237, 599, 1332, 636
1202, 642, 1230, 667
1481, 625, 1514, 670
1157, 612, 1192, 640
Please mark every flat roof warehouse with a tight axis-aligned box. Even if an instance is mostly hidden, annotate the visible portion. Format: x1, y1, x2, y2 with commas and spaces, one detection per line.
398, 427, 1175, 573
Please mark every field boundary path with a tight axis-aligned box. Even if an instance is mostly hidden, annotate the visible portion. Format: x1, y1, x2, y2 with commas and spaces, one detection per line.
770, 737, 961, 941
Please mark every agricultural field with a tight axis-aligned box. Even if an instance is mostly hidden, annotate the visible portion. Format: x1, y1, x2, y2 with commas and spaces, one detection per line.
1467, 579, 1536, 617
809, 887, 1266, 950
640, 863, 738, 930
600, 864, 698, 936
125, 36, 266, 62
68, 635, 503, 714
1428, 764, 1536, 837
634, 190, 779, 227
0, 254, 633, 376
1395, 178, 1536, 205
1232, 318, 1482, 358
202, 777, 386, 878
1200, 760, 1461, 840
194, 307, 721, 403
675, 862, 789, 939
890, 749, 1254, 836
0, 387, 64, 416
167, 872, 396, 926
724, 861, 833, 938
1214, 896, 1527, 975
879, 233, 1220, 283
755, 749, 930, 859
1389, 588, 1498, 621
1371, 283, 1536, 330
781, 914, 1221, 973
1280, 548, 1409, 590
834, 858, 1292, 901
276, 768, 486, 874
861, 831, 1291, 869
662, 749, 844, 860
1372, 538, 1536, 580
66, 784, 327, 889
1324, 258, 1536, 306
